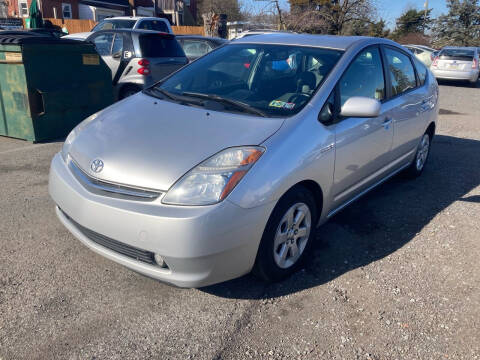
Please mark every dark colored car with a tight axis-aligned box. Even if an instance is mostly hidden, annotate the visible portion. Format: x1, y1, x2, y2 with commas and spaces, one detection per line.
176, 35, 228, 61
85, 29, 188, 99
0, 29, 64, 38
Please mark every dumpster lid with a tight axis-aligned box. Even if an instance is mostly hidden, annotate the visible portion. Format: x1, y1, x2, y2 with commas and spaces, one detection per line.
0, 32, 83, 45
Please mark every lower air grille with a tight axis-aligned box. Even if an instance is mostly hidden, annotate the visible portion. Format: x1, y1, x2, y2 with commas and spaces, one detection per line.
62, 210, 156, 265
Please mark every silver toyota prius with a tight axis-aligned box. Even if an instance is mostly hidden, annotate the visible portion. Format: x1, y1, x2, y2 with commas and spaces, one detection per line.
49, 34, 438, 287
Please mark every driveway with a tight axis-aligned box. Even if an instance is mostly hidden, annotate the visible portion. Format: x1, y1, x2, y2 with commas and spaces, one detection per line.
0, 82, 479, 360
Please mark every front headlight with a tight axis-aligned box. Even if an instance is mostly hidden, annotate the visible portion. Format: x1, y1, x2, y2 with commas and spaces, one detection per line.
162, 146, 265, 206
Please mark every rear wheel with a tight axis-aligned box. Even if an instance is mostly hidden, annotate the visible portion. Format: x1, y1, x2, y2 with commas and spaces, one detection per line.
253, 186, 318, 282
405, 131, 431, 177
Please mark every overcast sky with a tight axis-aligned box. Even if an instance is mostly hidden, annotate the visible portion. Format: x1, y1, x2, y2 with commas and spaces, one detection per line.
243, 0, 450, 28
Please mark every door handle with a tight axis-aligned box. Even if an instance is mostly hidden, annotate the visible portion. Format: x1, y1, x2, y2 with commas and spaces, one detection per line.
383, 117, 392, 128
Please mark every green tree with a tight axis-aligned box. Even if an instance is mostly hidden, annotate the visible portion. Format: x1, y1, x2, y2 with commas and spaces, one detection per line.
392, 8, 432, 39
368, 19, 390, 38
431, 0, 480, 47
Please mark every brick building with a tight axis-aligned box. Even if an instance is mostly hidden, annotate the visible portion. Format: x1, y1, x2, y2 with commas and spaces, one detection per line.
3, 0, 197, 25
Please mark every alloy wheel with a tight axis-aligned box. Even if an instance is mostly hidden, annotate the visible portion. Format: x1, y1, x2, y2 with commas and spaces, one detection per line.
273, 202, 312, 269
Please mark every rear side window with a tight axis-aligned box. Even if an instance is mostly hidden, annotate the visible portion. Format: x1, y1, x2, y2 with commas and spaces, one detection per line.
339, 47, 385, 107
439, 49, 474, 61
93, 20, 136, 31
385, 48, 417, 96
182, 39, 212, 58
92, 33, 114, 56
137, 20, 169, 32
139, 35, 185, 57
414, 58, 427, 86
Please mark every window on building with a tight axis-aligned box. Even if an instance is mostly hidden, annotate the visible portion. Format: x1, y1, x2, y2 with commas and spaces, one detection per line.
62, 3, 72, 19
18, 0, 28, 17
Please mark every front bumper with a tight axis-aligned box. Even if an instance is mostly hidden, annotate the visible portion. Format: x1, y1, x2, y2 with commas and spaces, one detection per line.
431, 68, 479, 82
49, 153, 275, 287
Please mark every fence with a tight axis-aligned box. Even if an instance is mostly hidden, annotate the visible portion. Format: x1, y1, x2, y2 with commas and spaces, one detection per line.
38, 18, 204, 36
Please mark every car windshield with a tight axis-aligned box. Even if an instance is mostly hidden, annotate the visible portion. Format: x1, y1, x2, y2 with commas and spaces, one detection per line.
92, 20, 136, 31
150, 44, 343, 117
439, 49, 475, 61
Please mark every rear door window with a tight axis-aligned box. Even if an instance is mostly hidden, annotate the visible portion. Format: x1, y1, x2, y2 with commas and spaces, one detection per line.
182, 39, 212, 58
92, 33, 115, 56
339, 47, 385, 107
384, 47, 417, 96
111, 34, 123, 55
139, 35, 185, 57
413, 57, 427, 86
92, 20, 136, 31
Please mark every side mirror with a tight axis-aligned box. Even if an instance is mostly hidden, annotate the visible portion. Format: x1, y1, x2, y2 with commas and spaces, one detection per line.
318, 102, 334, 125
340, 97, 381, 118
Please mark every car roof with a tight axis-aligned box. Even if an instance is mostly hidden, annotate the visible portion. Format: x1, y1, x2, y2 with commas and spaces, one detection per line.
93, 29, 174, 36
176, 35, 227, 42
443, 46, 477, 50
102, 16, 168, 21
233, 33, 392, 51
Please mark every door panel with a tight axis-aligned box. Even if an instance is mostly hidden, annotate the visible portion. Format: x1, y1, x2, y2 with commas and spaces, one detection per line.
384, 47, 428, 162
332, 104, 394, 206
331, 46, 394, 207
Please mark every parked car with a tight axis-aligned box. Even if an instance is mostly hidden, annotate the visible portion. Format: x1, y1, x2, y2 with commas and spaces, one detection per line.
84, 29, 188, 99
404, 44, 435, 66
176, 35, 227, 60
0, 29, 64, 38
50, 34, 438, 287
430, 46, 479, 84
233, 29, 295, 40
63, 16, 173, 41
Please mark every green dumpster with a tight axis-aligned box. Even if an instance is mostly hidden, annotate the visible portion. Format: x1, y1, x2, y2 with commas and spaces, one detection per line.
0, 33, 114, 142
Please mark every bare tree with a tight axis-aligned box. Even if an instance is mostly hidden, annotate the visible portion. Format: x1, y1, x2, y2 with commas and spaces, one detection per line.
287, 0, 376, 35
254, 0, 286, 29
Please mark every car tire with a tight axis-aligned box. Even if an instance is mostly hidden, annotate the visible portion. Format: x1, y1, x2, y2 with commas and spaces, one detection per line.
120, 85, 142, 100
253, 185, 318, 282
405, 131, 432, 178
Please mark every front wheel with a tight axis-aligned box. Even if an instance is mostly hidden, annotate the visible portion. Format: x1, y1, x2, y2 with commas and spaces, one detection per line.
405, 132, 431, 177
253, 186, 318, 282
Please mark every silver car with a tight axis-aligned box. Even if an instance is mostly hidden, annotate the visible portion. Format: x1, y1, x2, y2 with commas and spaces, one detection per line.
49, 34, 438, 287
430, 47, 479, 84
86, 29, 188, 99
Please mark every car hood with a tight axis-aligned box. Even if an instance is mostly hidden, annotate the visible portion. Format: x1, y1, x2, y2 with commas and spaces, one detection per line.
68, 93, 284, 191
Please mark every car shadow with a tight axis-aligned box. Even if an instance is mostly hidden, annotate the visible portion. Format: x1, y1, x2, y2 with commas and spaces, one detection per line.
437, 79, 479, 88
201, 135, 480, 299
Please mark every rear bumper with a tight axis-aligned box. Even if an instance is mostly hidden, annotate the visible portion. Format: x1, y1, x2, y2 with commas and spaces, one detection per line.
431, 68, 479, 82
49, 153, 275, 287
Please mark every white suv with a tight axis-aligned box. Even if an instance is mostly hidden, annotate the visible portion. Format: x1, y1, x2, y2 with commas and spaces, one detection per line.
63, 16, 173, 40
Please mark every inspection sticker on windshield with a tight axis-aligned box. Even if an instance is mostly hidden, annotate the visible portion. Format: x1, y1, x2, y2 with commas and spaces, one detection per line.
269, 100, 296, 110
82, 54, 100, 66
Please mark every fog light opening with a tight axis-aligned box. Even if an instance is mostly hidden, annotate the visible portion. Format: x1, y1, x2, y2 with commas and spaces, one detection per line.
154, 254, 168, 268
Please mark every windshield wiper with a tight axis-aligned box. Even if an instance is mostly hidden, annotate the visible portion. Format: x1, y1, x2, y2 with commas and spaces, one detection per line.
144, 87, 179, 101
182, 92, 267, 117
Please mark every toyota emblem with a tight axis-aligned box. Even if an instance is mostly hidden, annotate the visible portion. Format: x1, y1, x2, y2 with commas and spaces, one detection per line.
90, 159, 104, 173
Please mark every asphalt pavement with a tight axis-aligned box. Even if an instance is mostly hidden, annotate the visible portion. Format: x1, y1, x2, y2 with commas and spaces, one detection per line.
0, 81, 479, 360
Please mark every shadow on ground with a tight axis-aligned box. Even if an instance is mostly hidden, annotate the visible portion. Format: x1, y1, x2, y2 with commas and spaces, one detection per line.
437, 79, 479, 88
202, 135, 480, 299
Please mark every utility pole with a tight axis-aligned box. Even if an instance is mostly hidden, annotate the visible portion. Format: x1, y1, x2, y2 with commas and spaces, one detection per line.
423, 0, 428, 32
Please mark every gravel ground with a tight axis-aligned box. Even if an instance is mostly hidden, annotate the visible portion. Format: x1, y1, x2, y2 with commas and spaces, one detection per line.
1, 82, 479, 360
